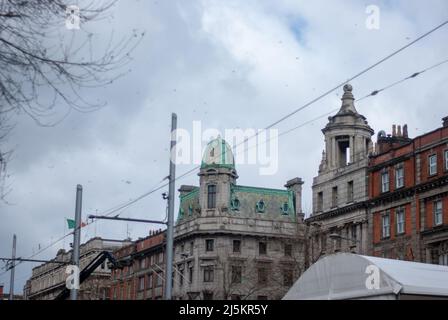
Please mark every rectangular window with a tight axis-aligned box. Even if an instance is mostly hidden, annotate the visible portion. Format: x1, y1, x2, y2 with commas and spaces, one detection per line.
190, 241, 194, 256
147, 274, 153, 289
179, 269, 184, 286
434, 200, 443, 226
189, 265, 193, 283
317, 192, 323, 212
284, 244, 292, 257
347, 181, 354, 203
395, 165, 404, 189
259, 242, 267, 255
207, 185, 217, 208
429, 154, 437, 176
138, 276, 145, 291
203, 267, 214, 282
381, 171, 390, 193
140, 259, 146, 270
382, 212, 390, 238
231, 266, 242, 284
205, 239, 214, 252
332, 186, 338, 207
283, 269, 293, 287
445, 150, 448, 171
396, 207, 405, 235
258, 267, 268, 285
233, 240, 241, 253
351, 224, 357, 240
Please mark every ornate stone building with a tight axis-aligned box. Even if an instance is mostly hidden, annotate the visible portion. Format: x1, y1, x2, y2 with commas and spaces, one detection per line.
172, 137, 306, 300
25, 237, 129, 300
306, 84, 374, 263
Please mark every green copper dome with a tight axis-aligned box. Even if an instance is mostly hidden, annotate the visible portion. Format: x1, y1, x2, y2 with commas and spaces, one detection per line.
201, 136, 235, 169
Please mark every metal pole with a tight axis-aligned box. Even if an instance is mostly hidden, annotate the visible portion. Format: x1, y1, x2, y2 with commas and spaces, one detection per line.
9, 234, 16, 300
70, 184, 82, 300
164, 113, 176, 300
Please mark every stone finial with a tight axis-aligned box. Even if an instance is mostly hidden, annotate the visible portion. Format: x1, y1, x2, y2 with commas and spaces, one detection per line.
338, 83, 357, 114
343, 84, 353, 92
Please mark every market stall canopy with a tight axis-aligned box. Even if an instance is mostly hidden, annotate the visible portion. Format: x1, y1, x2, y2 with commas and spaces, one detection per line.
283, 253, 448, 300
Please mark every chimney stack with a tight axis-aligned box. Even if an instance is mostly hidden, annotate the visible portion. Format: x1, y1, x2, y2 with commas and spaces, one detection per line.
403, 124, 408, 138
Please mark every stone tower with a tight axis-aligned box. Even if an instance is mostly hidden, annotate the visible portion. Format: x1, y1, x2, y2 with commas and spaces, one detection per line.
320, 84, 374, 173
307, 84, 374, 263
198, 136, 238, 215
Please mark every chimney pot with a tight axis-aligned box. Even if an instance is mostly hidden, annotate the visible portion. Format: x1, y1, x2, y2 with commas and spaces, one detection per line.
397, 125, 402, 137
392, 125, 397, 137
403, 124, 408, 138
443, 116, 448, 127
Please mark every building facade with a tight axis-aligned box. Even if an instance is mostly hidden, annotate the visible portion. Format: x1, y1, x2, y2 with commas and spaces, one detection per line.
26, 237, 129, 300
109, 229, 166, 300
172, 137, 306, 300
306, 84, 374, 262
369, 117, 448, 265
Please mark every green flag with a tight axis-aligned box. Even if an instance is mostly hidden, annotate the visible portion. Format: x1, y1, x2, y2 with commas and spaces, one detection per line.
66, 218, 75, 229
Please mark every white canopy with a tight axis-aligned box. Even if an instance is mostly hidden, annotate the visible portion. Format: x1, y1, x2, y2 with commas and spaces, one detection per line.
283, 253, 448, 300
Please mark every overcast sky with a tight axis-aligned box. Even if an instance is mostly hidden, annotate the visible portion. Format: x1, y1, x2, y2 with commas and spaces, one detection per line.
1, 0, 448, 294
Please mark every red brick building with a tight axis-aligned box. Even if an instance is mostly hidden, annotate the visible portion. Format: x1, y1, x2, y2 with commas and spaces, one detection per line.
109, 229, 166, 300
368, 117, 448, 265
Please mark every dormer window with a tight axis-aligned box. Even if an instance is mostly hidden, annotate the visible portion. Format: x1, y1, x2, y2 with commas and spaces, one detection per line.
230, 198, 240, 211
281, 202, 289, 215
210, 148, 215, 157
256, 200, 265, 213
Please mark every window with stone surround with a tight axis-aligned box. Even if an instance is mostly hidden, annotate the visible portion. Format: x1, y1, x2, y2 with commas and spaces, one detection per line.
205, 239, 214, 252
395, 164, 404, 189
258, 241, 267, 255
434, 200, 443, 226
203, 266, 214, 283
233, 239, 241, 253
332, 186, 338, 208
283, 269, 293, 286
429, 154, 437, 176
317, 192, 323, 212
258, 267, 268, 285
284, 243, 292, 257
382, 212, 390, 238
445, 150, 448, 171
207, 184, 217, 209
347, 181, 354, 203
381, 170, 390, 193
396, 207, 405, 235
231, 265, 242, 284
